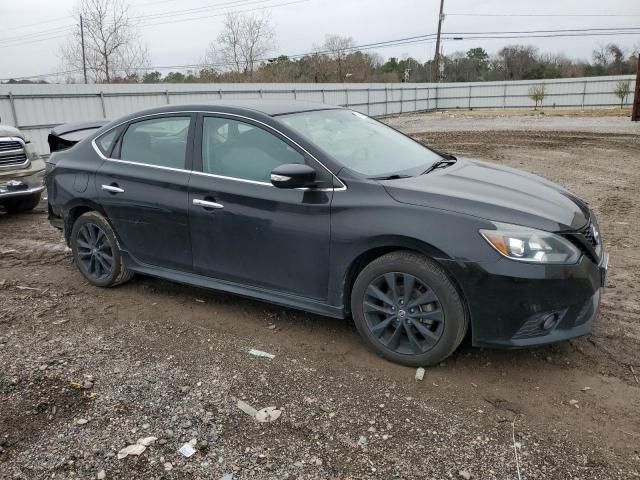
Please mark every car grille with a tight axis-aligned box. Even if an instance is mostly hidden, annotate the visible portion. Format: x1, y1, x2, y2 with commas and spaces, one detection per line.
582, 221, 598, 249
0, 138, 28, 168
565, 218, 601, 262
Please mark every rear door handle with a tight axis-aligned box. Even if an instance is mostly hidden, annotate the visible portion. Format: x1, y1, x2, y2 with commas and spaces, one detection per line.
193, 198, 224, 209
101, 184, 124, 194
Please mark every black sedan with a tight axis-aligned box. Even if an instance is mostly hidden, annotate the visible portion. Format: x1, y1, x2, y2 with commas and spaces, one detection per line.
46, 100, 608, 366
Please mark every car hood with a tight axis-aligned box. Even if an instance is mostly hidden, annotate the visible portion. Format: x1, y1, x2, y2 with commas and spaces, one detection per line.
0, 125, 24, 139
381, 158, 590, 232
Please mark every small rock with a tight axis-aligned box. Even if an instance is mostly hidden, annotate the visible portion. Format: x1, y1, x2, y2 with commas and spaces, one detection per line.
581, 386, 592, 392
569, 399, 579, 407
180, 386, 190, 394
357, 436, 368, 447
164, 462, 173, 471
459, 470, 472, 479
76, 418, 89, 425
415, 367, 425, 381
97, 470, 106, 480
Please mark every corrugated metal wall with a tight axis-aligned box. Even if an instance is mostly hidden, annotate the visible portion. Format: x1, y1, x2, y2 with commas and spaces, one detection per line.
0, 74, 635, 154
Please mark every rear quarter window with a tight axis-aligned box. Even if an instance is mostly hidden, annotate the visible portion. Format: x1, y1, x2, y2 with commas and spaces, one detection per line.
95, 127, 123, 157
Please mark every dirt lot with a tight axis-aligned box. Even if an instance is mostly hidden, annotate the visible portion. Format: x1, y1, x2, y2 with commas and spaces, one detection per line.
1, 111, 639, 479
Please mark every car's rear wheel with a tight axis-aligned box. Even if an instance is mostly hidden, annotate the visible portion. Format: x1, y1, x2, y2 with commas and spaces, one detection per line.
351, 251, 467, 367
70, 211, 133, 287
3, 192, 41, 214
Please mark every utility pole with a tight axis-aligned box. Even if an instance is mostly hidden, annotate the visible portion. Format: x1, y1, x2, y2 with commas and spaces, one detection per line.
632, 54, 640, 121
432, 0, 445, 82
80, 15, 87, 84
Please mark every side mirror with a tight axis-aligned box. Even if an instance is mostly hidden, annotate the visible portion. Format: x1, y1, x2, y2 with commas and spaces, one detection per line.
270, 163, 317, 189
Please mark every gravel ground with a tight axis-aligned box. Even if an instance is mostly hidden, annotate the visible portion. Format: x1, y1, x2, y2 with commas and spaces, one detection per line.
386, 108, 640, 135
1, 111, 639, 479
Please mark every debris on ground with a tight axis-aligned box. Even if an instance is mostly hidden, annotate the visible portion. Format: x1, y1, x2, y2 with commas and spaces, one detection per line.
255, 406, 282, 423
458, 470, 472, 479
248, 348, 275, 359
178, 443, 197, 458
117, 443, 146, 459
137, 436, 157, 447
237, 399, 258, 417
415, 367, 425, 381
569, 399, 579, 408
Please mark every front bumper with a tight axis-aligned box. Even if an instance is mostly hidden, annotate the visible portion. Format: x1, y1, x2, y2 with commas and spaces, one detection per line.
441, 250, 607, 348
0, 163, 45, 201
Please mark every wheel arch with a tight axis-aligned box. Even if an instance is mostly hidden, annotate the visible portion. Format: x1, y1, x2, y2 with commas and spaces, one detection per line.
63, 199, 110, 245
341, 236, 470, 326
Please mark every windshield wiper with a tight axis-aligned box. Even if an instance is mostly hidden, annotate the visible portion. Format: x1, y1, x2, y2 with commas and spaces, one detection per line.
422, 157, 457, 175
369, 174, 412, 180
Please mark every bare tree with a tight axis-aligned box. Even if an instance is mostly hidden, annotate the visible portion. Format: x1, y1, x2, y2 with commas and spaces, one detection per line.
321, 35, 356, 81
528, 84, 546, 110
614, 80, 631, 109
205, 11, 274, 80
60, 0, 149, 83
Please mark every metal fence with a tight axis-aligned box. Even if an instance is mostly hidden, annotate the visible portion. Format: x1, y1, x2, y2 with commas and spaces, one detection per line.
0, 74, 635, 154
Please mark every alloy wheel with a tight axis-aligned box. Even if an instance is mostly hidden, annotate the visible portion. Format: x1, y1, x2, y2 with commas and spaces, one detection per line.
75, 222, 114, 280
363, 272, 444, 355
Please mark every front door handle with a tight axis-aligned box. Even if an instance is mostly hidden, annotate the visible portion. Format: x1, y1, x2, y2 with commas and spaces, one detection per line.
101, 184, 124, 194
193, 198, 224, 209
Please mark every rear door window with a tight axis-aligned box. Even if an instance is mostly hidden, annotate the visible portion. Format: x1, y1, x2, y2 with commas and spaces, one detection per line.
119, 116, 191, 169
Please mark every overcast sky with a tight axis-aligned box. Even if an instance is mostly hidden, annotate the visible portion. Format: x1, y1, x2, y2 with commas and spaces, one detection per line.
1, 0, 639, 81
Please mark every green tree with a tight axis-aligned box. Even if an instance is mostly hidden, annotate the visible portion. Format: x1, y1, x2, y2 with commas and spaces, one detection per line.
613, 80, 631, 108
528, 84, 546, 110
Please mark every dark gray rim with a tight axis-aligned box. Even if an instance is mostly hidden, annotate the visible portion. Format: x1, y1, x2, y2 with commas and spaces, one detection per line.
363, 272, 444, 355
76, 222, 114, 280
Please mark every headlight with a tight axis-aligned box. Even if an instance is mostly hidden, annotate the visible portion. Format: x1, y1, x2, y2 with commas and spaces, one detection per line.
479, 222, 581, 264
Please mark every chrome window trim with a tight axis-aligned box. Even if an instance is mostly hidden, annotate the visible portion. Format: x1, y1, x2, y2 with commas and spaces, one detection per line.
90, 109, 347, 191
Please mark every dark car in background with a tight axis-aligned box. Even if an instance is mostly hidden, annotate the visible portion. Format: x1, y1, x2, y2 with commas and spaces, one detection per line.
45, 100, 608, 366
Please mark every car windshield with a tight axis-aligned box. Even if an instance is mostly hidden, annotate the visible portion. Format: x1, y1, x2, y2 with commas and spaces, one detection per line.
279, 109, 442, 177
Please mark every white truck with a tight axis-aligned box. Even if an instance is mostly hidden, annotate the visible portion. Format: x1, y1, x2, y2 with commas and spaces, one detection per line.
0, 121, 45, 213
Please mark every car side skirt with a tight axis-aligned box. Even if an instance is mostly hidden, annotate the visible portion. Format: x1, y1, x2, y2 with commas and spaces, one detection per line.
121, 252, 346, 319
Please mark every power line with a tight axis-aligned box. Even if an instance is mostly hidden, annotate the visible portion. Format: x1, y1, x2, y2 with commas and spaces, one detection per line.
448, 13, 640, 17
3, 25, 640, 79
0, 16, 71, 34
0, 0, 310, 48
138, 0, 310, 28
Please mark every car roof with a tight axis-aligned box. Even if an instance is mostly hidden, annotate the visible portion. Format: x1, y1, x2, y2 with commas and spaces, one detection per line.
204, 99, 343, 116
116, 99, 343, 121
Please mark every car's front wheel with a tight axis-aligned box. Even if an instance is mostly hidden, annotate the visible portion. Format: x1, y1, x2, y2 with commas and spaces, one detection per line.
70, 211, 133, 287
351, 251, 467, 367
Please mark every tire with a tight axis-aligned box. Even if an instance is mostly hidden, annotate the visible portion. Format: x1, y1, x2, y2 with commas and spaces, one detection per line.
3, 192, 41, 214
351, 251, 467, 367
70, 211, 133, 287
